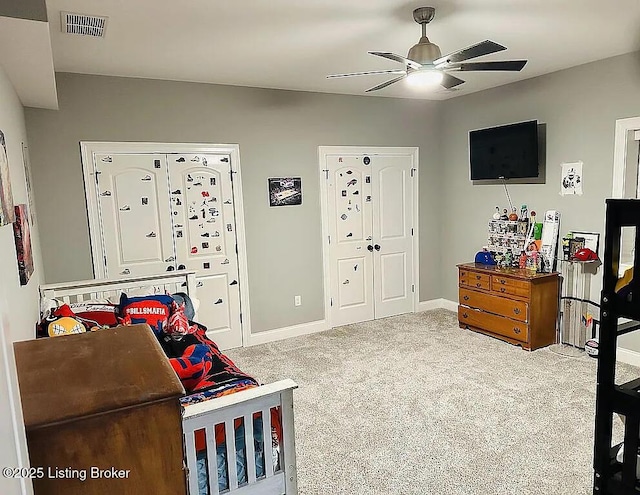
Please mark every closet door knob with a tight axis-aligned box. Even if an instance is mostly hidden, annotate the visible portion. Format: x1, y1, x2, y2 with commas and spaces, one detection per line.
374, 244, 381, 251
367, 245, 374, 252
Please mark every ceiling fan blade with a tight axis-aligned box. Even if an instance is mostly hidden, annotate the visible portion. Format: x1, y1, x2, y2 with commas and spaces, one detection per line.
441, 73, 465, 89
327, 69, 407, 79
368, 52, 422, 70
446, 60, 528, 72
365, 75, 406, 93
434, 40, 507, 66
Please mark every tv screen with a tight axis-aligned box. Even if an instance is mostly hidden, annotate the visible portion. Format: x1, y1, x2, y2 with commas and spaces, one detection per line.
469, 120, 539, 180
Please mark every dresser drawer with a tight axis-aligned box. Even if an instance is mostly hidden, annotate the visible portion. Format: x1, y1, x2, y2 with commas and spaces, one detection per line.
459, 288, 528, 322
459, 270, 490, 291
491, 275, 530, 298
458, 306, 529, 343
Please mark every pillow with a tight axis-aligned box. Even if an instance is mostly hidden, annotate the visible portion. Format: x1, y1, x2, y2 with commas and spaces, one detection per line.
38, 304, 86, 338
69, 302, 118, 329
118, 293, 175, 336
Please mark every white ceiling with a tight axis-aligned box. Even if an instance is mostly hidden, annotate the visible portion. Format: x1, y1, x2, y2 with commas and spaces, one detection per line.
43, 0, 640, 101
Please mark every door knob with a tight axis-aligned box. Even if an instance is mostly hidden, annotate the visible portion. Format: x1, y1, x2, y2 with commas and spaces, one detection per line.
374, 244, 381, 251
367, 245, 374, 252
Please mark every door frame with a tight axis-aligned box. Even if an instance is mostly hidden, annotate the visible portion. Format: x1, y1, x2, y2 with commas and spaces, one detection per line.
318, 146, 420, 329
80, 141, 252, 343
612, 116, 640, 198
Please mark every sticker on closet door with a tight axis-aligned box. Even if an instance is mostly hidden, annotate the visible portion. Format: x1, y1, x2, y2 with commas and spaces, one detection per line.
338, 258, 366, 307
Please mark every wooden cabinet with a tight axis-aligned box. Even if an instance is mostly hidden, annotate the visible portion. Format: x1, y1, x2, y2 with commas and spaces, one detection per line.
457, 263, 559, 350
14, 324, 187, 495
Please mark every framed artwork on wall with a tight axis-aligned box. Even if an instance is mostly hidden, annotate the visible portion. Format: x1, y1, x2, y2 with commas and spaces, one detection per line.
13, 204, 34, 285
21, 143, 36, 226
268, 177, 302, 207
0, 130, 15, 226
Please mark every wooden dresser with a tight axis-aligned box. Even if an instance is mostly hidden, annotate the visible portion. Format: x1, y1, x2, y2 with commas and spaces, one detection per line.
457, 263, 559, 350
14, 324, 187, 495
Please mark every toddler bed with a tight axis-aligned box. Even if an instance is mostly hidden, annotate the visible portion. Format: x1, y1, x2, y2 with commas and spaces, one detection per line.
38, 271, 298, 495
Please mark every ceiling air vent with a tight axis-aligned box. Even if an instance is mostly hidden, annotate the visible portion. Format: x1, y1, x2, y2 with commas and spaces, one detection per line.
61, 12, 108, 38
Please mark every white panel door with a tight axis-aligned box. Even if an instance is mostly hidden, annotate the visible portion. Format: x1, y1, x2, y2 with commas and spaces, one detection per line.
94, 154, 176, 277
371, 156, 414, 319
326, 155, 375, 326
167, 153, 242, 349
326, 152, 415, 327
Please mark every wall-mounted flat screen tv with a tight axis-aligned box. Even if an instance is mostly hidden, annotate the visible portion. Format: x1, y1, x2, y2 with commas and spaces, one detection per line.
469, 120, 539, 180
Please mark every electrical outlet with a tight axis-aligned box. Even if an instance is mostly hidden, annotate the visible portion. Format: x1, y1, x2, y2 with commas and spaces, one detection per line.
294, 295, 301, 307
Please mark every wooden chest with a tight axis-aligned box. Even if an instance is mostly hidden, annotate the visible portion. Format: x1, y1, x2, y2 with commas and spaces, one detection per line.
14, 324, 187, 495
457, 263, 559, 350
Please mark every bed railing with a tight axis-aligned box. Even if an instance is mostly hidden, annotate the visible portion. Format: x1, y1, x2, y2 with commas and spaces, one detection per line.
40, 271, 198, 306
182, 379, 298, 495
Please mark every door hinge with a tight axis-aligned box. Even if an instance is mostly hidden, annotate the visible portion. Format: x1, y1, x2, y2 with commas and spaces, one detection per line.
411, 284, 415, 293
239, 312, 243, 323
330, 297, 333, 307
410, 168, 416, 178
411, 228, 414, 236
328, 235, 331, 245
323, 169, 329, 180
235, 244, 238, 254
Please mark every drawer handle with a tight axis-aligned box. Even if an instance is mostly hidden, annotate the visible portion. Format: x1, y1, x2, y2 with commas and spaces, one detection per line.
462, 313, 469, 319
513, 327, 521, 334
513, 308, 521, 315
476, 275, 482, 280
476, 283, 482, 288
500, 287, 506, 293
463, 295, 470, 301
500, 279, 506, 284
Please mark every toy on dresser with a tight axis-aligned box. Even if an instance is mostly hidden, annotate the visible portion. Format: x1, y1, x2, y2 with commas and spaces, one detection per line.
485, 206, 557, 273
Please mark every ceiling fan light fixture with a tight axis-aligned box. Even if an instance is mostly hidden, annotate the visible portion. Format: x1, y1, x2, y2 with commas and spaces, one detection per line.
406, 69, 443, 87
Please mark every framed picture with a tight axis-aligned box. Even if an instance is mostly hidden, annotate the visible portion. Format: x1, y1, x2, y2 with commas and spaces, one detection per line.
21, 143, 36, 226
570, 231, 600, 254
569, 237, 585, 260
268, 177, 302, 207
13, 204, 34, 286
0, 130, 15, 226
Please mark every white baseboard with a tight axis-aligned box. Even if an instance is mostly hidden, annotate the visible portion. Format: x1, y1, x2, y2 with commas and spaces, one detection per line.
617, 346, 640, 367
247, 319, 328, 346
417, 298, 458, 312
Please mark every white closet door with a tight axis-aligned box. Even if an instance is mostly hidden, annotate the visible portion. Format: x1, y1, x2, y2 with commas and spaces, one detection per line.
95, 154, 175, 277
326, 155, 375, 327
326, 151, 415, 327
371, 156, 415, 319
167, 153, 242, 350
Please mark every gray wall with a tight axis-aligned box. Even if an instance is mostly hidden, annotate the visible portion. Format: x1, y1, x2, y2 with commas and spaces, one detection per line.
0, 0, 47, 21
439, 51, 640, 349
25, 73, 442, 333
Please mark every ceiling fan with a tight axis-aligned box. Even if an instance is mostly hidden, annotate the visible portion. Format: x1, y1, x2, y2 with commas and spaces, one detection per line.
327, 6, 527, 92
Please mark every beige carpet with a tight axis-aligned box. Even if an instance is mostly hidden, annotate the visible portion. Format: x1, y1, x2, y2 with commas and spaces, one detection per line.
226, 309, 637, 495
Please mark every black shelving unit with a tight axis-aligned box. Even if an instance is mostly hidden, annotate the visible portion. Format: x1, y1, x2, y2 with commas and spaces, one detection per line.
594, 199, 640, 494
